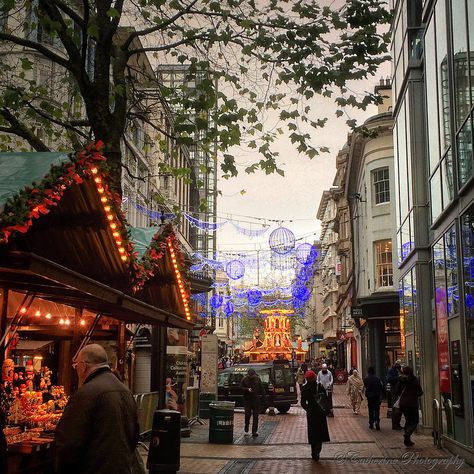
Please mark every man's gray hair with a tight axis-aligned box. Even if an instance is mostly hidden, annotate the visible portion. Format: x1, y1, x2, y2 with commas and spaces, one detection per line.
80, 344, 108, 365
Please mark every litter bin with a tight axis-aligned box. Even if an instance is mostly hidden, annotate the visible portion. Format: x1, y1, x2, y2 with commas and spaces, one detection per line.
199, 392, 216, 419
147, 409, 181, 473
209, 401, 235, 444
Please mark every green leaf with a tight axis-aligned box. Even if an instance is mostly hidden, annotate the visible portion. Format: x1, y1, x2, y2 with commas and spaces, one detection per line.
106, 8, 120, 18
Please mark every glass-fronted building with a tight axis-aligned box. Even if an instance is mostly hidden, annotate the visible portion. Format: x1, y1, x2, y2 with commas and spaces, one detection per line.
393, 0, 474, 460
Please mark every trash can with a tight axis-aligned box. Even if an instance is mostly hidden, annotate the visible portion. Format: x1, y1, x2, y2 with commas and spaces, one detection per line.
199, 392, 216, 419
209, 401, 235, 444
147, 409, 181, 473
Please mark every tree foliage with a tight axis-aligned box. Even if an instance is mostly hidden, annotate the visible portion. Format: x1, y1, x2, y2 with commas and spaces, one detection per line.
0, 0, 391, 189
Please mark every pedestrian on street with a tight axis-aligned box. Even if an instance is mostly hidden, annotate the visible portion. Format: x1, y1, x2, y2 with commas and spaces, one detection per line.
240, 368, 264, 437
317, 363, 334, 417
346, 369, 364, 415
387, 360, 403, 430
395, 366, 423, 446
55, 344, 139, 474
296, 363, 307, 398
301, 370, 330, 462
363, 366, 384, 430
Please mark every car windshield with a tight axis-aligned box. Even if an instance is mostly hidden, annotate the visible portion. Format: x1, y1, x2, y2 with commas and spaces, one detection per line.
256, 368, 270, 384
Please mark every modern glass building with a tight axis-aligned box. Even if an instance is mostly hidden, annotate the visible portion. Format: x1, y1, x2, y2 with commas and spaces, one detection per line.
393, 0, 474, 460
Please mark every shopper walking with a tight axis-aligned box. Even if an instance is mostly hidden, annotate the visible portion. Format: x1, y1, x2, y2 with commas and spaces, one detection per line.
317, 363, 334, 416
296, 363, 308, 398
241, 368, 264, 437
364, 366, 384, 430
55, 344, 139, 474
346, 369, 364, 414
394, 366, 423, 446
301, 370, 330, 462
387, 360, 403, 429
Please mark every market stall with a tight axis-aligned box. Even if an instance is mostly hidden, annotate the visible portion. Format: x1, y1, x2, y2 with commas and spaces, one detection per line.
0, 146, 194, 473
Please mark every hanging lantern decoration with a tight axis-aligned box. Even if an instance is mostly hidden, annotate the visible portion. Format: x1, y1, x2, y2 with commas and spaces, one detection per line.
293, 298, 305, 309
210, 293, 223, 309
247, 289, 262, 306
295, 243, 318, 265
224, 301, 234, 316
270, 251, 296, 270
225, 259, 245, 280
269, 226, 296, 255
297, 265, 313, 282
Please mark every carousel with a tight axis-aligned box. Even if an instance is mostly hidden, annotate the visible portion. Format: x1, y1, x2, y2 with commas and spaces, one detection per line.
244, 309, 306, 362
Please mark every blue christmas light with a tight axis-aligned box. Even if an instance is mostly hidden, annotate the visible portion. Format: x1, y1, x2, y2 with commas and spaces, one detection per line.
247, 289, 262, 305
224, 301, 234, 315
210, 294, 224, 309
295, 243, 318, 265
225, 260, 245, 280
269, 226, 296, 255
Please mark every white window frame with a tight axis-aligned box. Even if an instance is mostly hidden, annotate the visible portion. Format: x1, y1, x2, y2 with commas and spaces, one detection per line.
373, 167, 390, 204
375, 239, 393, 288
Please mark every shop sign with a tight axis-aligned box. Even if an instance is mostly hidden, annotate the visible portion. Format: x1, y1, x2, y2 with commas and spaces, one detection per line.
352, 307, 363, 318
166, 328, 189, 414
435, 287, 451, 393
335, 257, 342, 276
201, 334, 218, 394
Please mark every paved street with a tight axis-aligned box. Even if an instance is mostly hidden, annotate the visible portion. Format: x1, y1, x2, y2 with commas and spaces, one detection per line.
145, 385, 474, 473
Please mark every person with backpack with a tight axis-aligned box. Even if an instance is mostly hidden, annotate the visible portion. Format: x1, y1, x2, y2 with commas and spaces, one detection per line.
387, 360, 403, 429
363, 366, 384, 430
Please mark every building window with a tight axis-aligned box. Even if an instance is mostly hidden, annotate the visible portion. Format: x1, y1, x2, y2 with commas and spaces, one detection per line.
375, 240, 393, 287
373, 168, 390, 204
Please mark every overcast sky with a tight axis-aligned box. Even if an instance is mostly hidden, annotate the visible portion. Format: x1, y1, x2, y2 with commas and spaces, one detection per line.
216, 70, 391, 259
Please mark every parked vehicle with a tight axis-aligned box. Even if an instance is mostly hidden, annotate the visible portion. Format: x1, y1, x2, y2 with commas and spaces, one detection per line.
217, 360, 297, 413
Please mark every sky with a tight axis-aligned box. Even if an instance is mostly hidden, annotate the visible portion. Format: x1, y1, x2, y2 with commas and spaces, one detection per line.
216, 73, 390, 256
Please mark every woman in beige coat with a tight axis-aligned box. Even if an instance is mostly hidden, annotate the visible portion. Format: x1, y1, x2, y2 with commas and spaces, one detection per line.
346, 369, 364, 414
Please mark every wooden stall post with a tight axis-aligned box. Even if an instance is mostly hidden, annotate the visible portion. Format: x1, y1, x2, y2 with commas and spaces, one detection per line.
117, 321, 126, 380
151, 325, 167, 409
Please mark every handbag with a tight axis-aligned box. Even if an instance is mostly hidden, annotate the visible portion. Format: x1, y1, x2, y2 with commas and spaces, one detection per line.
393, 387, 405, 409
314, 384, 330, 416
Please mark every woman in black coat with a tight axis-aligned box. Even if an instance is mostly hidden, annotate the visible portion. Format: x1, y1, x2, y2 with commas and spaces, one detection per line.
301, 370, 330, 461
395, 366, 423, 446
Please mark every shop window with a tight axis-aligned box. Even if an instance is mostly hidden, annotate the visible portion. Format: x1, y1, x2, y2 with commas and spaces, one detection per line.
373, 167, 390, 204
375, 239, 393, 288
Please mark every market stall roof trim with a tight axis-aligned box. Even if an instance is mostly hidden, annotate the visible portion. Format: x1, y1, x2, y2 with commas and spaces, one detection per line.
0, 144, 193, 327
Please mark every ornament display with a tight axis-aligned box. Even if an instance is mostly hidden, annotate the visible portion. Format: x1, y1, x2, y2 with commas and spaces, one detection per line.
292, 285, 309, 301
269, 226, 296, 255
225, 259, 245, 280
224, 301, 234, 315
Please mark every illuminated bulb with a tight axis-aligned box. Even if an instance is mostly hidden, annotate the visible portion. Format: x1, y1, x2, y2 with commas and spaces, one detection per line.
20, 307, 27, 314
104, 206, 111, 212
116, 240, 122, 246
59, 318, 64, 325
110, 223, 117, 230
118, 247, 125, 254
35, 310, 41, 317
94, 177, 102, 184
65, 319, 70, 325
97, 186, 104, 193
107, 214, 114, 221
101, 196, 108, 203
121, 255, 127, 262
91, 167, 98, 174
186, 316, 191, 320
45, 313, 52, 320
80, 319, 86, 326
112, 231, 120, 238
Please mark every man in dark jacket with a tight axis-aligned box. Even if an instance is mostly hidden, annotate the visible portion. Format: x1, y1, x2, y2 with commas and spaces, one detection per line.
240, 368, 264, 437
387, 360, 403, 429
396, 366, 423, 446
363, 366, 384, 430
55, 344, 139, 474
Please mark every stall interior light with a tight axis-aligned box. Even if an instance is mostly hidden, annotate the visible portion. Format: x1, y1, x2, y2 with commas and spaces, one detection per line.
65, 319, 71, 326
59, 318, 65, 325
20, 307, 27, 314
80, 319, 86, 326
35, 310, 41, 317
45, 313, 52, 320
